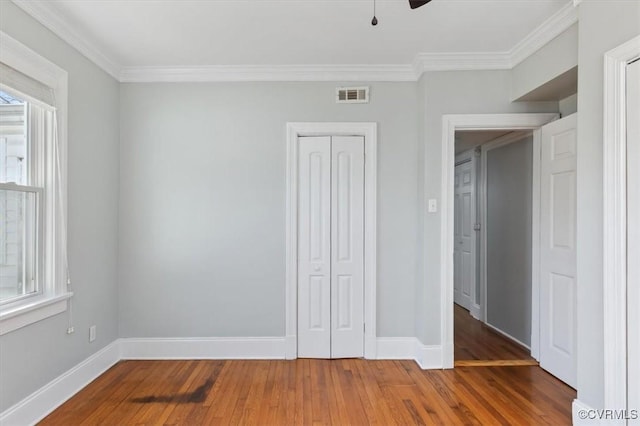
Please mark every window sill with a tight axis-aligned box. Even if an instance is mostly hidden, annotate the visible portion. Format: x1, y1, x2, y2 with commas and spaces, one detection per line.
0, 293, 73, 335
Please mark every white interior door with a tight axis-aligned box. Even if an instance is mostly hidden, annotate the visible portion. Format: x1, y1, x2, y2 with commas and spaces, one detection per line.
297, 136, 332, 358
627, 59, 640, 419
539, 113, 577, 388
330, 136, 364, 358
454, 158, 475, 311
297, 135, 364, 359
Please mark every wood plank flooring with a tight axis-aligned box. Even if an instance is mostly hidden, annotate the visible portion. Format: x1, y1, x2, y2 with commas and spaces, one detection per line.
454, 304, 535, 362
40, 358, 575, 425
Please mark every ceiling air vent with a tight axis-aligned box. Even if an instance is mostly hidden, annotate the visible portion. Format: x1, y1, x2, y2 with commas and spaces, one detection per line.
336, 86, 369, 104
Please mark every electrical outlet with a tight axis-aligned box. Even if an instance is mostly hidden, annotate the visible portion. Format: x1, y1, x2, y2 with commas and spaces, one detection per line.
89, 325, 96, 342
66, 327, 74, 334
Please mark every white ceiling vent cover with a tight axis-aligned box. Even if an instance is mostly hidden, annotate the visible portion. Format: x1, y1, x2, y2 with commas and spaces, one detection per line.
336, 86, 369, 104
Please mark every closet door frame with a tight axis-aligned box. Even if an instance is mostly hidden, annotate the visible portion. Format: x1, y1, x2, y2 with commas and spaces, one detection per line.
285, 122, 377, 360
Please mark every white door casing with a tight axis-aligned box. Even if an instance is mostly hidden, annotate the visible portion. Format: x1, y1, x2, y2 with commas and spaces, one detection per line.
285, 122, 376, 361
626, 58, 639, 420
539, 113, 578, 388
294, 133, 366, 359
440, 113, 558, 369
297, 136, 332, 358
603, 35, 640, 416
454, 155, 475, 311
330, 136, 365, 358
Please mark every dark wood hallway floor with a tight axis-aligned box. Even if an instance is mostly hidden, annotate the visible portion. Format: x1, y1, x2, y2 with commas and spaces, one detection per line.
454, 303, 536, 365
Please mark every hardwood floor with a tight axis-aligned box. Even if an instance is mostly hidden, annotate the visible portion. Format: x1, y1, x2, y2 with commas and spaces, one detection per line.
40, 358, 575, 425
454, 303, 535, 362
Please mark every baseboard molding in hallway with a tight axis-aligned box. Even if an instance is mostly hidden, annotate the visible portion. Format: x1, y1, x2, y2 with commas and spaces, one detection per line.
454, 359, 539, 367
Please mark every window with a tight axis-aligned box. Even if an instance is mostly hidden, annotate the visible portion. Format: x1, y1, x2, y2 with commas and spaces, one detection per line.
0, 31, 70, 335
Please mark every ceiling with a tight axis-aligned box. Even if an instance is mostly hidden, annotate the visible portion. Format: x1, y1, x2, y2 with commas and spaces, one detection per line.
9, 0, 572, 79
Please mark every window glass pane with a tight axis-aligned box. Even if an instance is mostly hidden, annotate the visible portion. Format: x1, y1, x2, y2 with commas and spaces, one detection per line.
0, 90, 27, 185
0, 189, 37, 303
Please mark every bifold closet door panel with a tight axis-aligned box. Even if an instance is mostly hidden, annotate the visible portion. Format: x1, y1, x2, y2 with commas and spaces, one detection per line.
330, 136, 365, 358
297, 136, 331, 359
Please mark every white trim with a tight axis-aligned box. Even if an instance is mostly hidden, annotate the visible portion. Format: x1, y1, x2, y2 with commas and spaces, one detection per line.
120, 337, 287, 360
438, 113, 558, 369
414, 343, 444, 370
572, 399, 601, 426
477, 130, 539, 358
376, 337, 419, 360
285, 122, 377, 360
0, 31, 70, 335
509, 1, 579, 68
603, 35, 640, 415
376, 337, 443, 369
0, 31, 67, 91
412, 52, 511, 74
0, 340, 120, 426
0, 293, 72, 335
484, 321, 531, 351
9, 0, 577, 82
10, 0, 121, 80
120, 65, 417, 83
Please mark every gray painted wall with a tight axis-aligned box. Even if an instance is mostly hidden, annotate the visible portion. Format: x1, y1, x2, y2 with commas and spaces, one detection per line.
559, 93, 578, 117
511, 24, 578, 101
416, 69, 558, 345
486, 136, 533, 347
576, 0, 640, 409
118, 82, 419, 338
0, 2, 120, 412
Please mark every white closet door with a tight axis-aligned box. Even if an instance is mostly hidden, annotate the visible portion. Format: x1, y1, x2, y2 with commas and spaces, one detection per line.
627, 59, 640, 420
539, 113, 578, 388
454, 159, 474, 310
330, 136, 364, 358
298, 136, 331, 358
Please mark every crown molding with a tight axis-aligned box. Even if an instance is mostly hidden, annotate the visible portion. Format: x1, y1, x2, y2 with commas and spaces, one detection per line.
509, 0, 578, 68
413, 52, 511, 74
119, 64, 418, 83
10, 0, 122, 80
11, 0, 577, 83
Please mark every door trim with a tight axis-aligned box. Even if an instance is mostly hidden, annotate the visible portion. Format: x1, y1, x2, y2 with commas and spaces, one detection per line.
285, 122, 377, 360
603, 35, 640, 414
439, 113, 558, 368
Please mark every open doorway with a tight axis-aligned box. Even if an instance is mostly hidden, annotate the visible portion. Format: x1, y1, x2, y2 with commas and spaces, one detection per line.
453, 130, 537, 367
441, 113, 578, 389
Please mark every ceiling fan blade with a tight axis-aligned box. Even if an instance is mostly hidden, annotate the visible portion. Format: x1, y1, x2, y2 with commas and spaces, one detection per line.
409, 0, 432, 9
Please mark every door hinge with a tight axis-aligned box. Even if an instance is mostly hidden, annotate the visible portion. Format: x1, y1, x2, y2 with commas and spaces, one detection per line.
474, 222, 481, 231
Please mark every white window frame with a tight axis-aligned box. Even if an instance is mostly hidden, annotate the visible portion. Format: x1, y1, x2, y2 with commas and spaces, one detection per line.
0, 31, 71, 335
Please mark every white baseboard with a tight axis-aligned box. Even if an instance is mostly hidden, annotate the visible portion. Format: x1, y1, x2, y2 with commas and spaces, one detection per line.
376, 337, 443, 369
285, 335, 297, 360
573, 399, 601, 425
470, 304, 482, 321
120, 337, 287, 360
484, 321, 531, 350
376, 337, 418, 359
415, 342, 444, 369
0, 340, 120, 426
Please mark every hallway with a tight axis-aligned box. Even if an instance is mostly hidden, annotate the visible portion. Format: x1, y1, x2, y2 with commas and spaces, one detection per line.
454, 304, 537, 366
